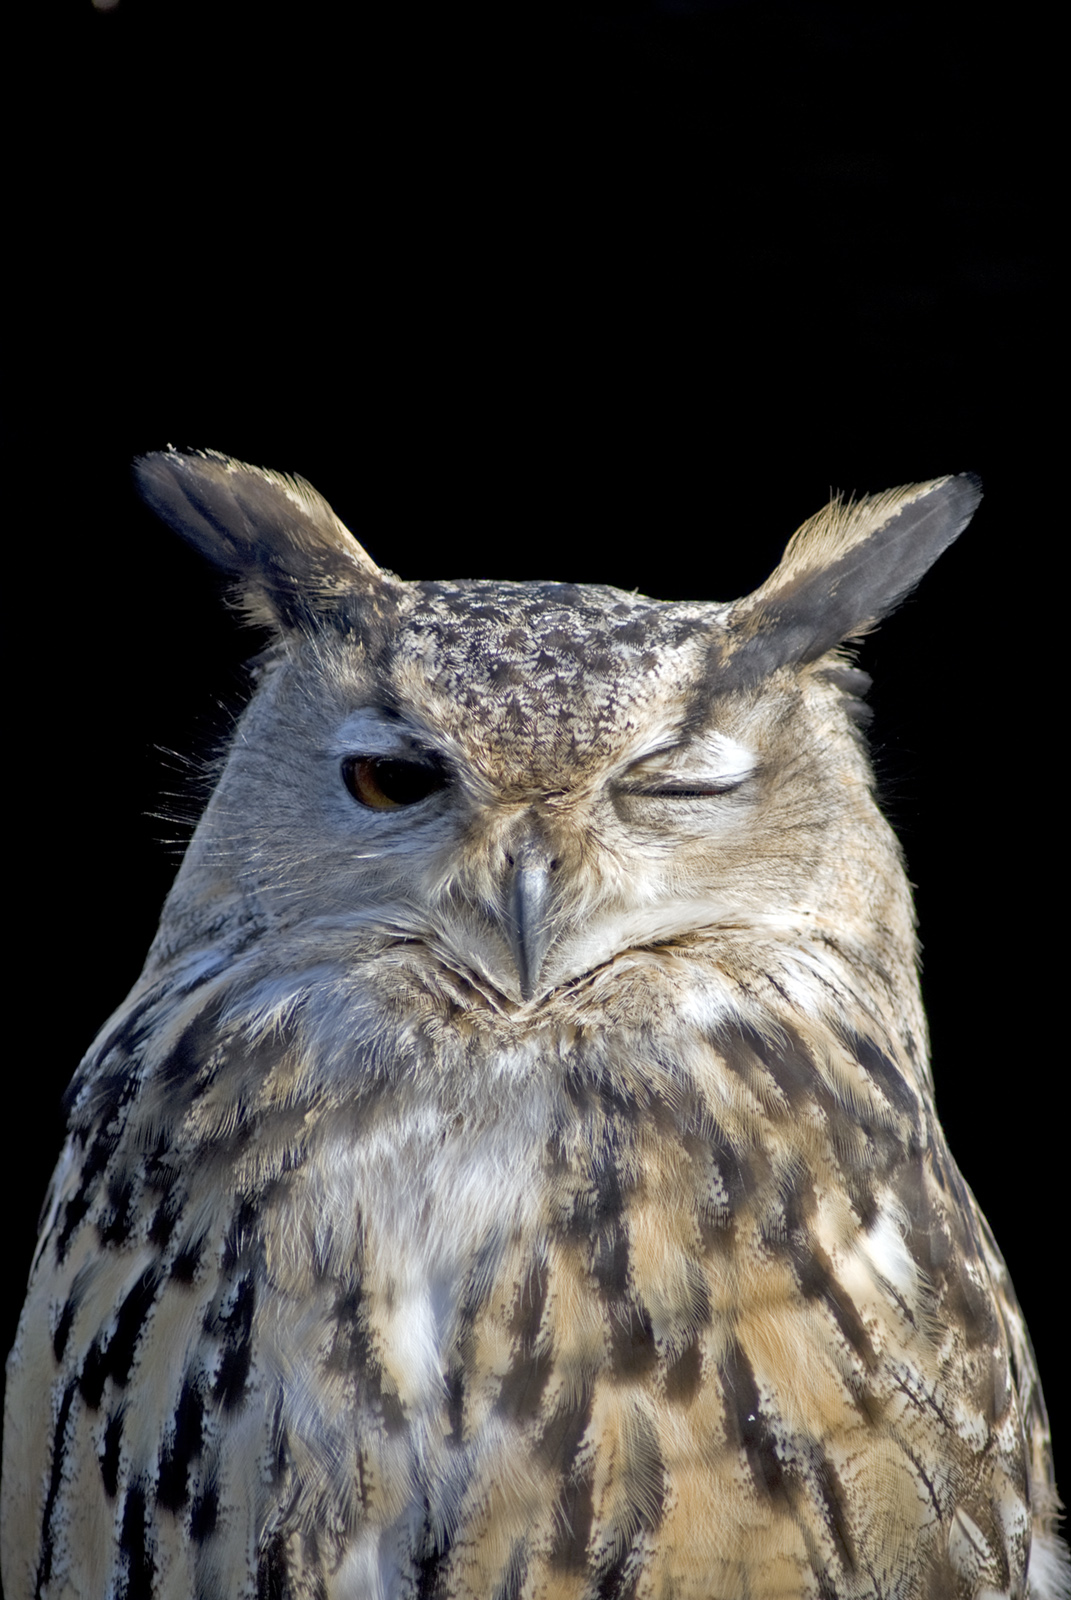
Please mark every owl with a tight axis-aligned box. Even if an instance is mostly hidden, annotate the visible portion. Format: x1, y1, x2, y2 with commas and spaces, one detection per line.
2, 452, 1065, 1600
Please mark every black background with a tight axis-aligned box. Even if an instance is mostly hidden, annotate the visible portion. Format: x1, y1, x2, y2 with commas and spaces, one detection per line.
7, 0, 1062, 1500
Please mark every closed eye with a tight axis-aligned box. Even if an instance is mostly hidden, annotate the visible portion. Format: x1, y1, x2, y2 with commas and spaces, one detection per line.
342, 755, 449, 810
636, 779, 747, 798
618, 763, 752, 798
618, 732, 755, 801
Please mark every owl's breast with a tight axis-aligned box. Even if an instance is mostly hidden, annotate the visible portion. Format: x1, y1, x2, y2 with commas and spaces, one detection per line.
242, 974, 1029, 1599
4, 950, 1034, 1600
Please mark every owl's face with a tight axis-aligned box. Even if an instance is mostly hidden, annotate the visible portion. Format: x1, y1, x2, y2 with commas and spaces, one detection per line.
137, 453, 975, 1018
189, 576, 885, 1007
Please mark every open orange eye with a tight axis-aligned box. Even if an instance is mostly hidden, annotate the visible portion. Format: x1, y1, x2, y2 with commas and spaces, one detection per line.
341, 756, 448, 810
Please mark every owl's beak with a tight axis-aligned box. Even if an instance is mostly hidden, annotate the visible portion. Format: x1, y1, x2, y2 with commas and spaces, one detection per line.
504, 840, 558, 1002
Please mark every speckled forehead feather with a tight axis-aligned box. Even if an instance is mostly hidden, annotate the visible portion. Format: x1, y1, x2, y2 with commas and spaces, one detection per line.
405, 578, 725, 659
380, 578, 728, 750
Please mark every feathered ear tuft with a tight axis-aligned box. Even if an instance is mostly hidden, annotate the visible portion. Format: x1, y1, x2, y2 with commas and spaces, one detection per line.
720, 474, 982, 685
135, 448, 391, 631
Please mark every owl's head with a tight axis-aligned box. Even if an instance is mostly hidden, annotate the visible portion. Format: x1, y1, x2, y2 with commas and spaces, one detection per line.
137, 452, 979, 1009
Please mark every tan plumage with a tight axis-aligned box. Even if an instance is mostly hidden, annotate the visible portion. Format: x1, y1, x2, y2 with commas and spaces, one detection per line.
2, 452, 1065, 1599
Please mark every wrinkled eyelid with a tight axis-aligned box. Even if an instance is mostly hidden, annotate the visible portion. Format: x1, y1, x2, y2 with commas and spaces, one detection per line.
619, 772, 752, 798
622, 732, 755, 787
331, 709, 435, 761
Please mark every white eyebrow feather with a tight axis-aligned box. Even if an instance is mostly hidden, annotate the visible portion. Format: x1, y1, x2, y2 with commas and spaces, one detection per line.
331, 708, 435, 758
623, 729, 756, 786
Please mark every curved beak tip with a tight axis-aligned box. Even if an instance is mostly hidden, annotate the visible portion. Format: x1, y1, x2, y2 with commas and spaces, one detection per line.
507, 861, 556, 1002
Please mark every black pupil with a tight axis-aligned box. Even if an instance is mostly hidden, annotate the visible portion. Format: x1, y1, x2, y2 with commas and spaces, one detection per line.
375, 760, 442, 804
